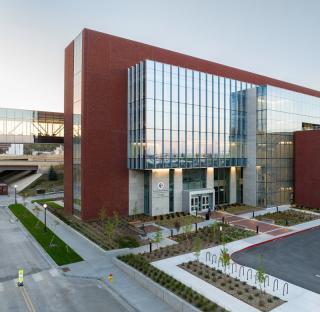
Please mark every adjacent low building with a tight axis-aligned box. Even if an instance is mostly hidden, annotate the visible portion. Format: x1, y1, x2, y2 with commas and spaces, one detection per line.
294, 130, 320, 209
64, 28, 320, 220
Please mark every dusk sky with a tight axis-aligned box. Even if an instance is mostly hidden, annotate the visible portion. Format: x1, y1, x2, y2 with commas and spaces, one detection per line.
1, 0, 319, 112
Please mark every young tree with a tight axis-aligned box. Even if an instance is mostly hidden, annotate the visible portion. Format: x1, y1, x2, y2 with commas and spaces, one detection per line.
48, 166, 58, 181
49, 220, 60, 247
256, 255, 266, 293
112, 210, 120, 228
105, 220, 116, 241
183, 218, 193, 243
193, 237, 202, 262
174, 220, 181, 234
32, 206, 41, 228
219, 245, 230, 279
153, 230, 163, 248
98, 207, 107, 226
210, 222, 218, 241
132, 202, 139, 220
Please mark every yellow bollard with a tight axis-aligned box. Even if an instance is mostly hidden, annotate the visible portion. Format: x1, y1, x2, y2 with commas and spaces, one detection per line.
18, 269, 24, 286
108, 273, 113, 284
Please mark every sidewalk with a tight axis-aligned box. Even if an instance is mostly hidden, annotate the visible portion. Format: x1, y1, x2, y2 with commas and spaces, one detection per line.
21, 201, 174, 312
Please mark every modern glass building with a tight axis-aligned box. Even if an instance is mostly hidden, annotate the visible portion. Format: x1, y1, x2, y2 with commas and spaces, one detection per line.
128, 60, 320, 214
64, 29, 320, 220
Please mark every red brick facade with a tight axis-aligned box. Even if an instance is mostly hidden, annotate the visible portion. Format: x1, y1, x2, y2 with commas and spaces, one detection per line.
64, 28, 320, 220
294, 130, 320, 209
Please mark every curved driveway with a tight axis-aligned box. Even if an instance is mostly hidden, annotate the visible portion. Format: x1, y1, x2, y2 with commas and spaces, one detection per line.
232, 226, 320, 294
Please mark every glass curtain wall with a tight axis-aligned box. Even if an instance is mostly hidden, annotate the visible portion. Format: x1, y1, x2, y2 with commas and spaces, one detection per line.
72, 33, 82, 215
256, 86, 320, 207
128, 60, 253, 170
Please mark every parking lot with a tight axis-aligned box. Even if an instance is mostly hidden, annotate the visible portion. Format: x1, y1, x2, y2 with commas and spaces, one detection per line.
232, 226, 320, 294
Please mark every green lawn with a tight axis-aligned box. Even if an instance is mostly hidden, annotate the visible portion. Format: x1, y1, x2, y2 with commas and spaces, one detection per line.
9, 204, 82, 266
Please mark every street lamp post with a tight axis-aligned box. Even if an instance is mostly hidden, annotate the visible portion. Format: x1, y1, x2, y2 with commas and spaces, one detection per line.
43, 203, 48, 232
14, 185, 18, 204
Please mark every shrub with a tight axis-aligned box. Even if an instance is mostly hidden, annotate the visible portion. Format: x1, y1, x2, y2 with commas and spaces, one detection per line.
237, 290, 243, 295
248, 295, 253, 300
259, 299, 265, 307
117, 236, 140, 248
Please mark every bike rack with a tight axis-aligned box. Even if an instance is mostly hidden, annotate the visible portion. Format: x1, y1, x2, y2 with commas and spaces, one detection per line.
255, 273, 258, 284
231, 263, 237, 274
206, 251, 211, 262
264, 275, 270, 287
273, 279, 279, 291
238, 266, 245, 277
218, 259, 222, 268
211, 254, 217, 264
246, 268, 252, 280
282, 282, 289, 296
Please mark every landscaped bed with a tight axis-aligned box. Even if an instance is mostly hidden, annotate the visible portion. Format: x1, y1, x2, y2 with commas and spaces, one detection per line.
180, 261, 284, 312
46, 205, 142, 250
144, 223, 254, 262
119, 254, 227, 312
255, 210, 319, 226
9, 204, 82, 265
219, 203, 262, 215
155, 213, 204, 228
19, 165, 64, 196
293, 205, 320, 214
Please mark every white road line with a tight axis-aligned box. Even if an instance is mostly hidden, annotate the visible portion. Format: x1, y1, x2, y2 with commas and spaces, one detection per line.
32, 273, 43, 282
20, 287, 36, 312
315, 274, 320, 278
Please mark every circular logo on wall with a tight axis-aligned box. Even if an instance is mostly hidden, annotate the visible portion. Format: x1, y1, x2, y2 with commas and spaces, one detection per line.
158, 182, 165, 190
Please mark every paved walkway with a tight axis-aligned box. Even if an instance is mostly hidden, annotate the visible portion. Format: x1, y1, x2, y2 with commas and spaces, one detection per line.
210, 210, 291, 236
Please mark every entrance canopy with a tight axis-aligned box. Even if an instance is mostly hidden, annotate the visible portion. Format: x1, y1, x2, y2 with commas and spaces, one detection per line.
182, 188, 215, 214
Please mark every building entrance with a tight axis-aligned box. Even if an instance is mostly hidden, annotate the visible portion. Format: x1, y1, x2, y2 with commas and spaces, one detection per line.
190, 194, 210, 212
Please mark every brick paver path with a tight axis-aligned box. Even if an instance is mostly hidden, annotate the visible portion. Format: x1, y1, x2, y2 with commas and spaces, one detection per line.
209, 211, 291, 235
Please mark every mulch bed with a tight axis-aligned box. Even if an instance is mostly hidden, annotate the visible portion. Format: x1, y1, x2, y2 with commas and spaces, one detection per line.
255, 210, 319, 226
180, 261, 285, 312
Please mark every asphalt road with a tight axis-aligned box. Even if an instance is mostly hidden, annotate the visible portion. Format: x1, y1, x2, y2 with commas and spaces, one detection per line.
0, 204, 129, 312
0, 271, 128, 312
232, 226, 320, 294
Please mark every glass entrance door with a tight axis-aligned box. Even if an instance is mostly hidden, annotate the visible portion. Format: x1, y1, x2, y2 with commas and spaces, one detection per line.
201, 195, 209, 210
191, 194, 210, 212
191, 196, 199, 212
